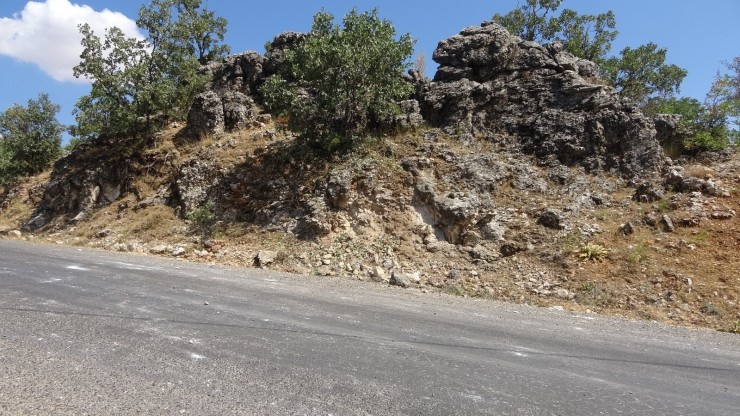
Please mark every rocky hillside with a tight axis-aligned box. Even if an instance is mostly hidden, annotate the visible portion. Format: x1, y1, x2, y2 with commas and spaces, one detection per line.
1, 22, 738, 332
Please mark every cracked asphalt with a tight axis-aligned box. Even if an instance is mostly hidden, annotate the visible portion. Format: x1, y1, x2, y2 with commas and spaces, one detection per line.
1, 240, 738, 415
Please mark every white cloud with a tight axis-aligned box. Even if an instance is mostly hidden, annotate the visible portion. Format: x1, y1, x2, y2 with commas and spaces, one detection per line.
0, 0, 142, 83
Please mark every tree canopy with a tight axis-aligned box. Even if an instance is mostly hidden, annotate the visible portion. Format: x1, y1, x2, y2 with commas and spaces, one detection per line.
0, 94, 63, 187
261, 8, 414, 150
493, 0, 617, 63
72, 0, 229, 142
601, 43, 688, 106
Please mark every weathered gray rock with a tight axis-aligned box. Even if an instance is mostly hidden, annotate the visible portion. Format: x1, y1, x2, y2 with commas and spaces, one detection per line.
419, 21, 662, 178
390, 270, 412, 288
654, 114, 686, 155
369, 266, 388, 282
633, 182, 664, 203
150, 245, 170, 254
201, 51, 265, 95
187, 91, 225, 137
393, 100, 424, 129
619, 222, 634, 235
263, 32, 306, 77
256, 250, 277, 267
660, 215, 676, 232
537, 209, 564, 230
175, 158, 222, 214
187, 89, 259, 138
23, 137, 130, 230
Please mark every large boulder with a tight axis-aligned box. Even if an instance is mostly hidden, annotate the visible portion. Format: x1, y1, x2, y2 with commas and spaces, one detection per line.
186, 52, 264, 138
419, 21, 663, 178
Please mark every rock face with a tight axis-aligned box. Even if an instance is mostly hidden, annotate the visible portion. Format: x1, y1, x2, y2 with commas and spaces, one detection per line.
24, 138, 129, 230
418, 21, 662, 178
186, 52, 264, 137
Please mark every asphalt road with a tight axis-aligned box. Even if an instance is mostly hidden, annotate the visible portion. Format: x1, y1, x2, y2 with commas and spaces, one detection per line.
0, 240, 738, 415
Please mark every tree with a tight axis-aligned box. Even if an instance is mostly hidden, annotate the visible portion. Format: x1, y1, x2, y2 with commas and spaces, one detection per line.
554, 9, 617, 63
72, 0, 229, 142
492, 0, 561, 43
260, 8, 414, 149
648, 97, 728, 154
171, 0, 230, 65
601, 43, 687, 106
707, 56, 740, 134
493, 0, 617, 63
0, 93, 64, 187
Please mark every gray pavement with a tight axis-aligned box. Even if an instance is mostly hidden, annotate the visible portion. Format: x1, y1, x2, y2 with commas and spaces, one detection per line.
0, 240, 738, 415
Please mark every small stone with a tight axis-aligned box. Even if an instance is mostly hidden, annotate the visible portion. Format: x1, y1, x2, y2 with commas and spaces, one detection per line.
255, 250, 277, 267
642, 214, 657, 227
618, 222, 634, 236
369, 266, 388, 282
555, 288, 575, 300
660, 215, 675, 232
9, 230, 22, 238
537, 209, 564, 230
171, 247, 186, 256
150, 245, 169, 254
96, 229, 112, 238
390, 270, 412, 288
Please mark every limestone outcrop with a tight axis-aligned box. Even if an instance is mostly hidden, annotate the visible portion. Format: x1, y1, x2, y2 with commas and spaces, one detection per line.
417, 21, 663, 178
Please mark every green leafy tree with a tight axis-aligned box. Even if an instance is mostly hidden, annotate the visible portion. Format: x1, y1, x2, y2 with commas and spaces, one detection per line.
706, 56, 740, 136
260, 8, 414, 149
601, 43, 687, 106
492, 0, 563, 43
72, 0, 229, 142
0, 93, 64, 187
554, 9, 617, 63
493, 0, 617, 63
171, 0, 230, 65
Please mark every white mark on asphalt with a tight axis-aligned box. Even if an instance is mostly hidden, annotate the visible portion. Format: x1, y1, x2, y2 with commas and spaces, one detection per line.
512, 352, 529, 357
43, 278, 63, 283
66, 265, 89, 271
460, 392, 484, 402
114, 262, 157, 271
190, 353, 206, 360
574, 327, 584, 331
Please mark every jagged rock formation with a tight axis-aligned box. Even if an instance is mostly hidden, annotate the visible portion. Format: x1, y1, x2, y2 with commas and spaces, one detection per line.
185, 33, 305, 138
23, 138, 132, 230
417, 21, 663, 178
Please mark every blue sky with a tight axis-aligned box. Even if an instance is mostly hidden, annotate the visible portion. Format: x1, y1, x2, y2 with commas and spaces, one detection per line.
1, 0, 739, 139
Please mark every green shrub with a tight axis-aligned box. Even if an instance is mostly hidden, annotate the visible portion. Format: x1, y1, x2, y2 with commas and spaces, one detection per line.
578, 243, 608, 260
187, 201, 217, 242
261, 8, 414, 150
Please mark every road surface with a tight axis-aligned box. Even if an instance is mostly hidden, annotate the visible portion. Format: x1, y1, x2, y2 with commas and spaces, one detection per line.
0, 240, 738, 415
